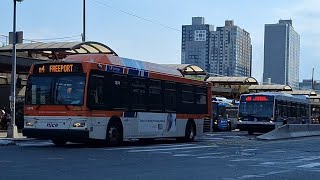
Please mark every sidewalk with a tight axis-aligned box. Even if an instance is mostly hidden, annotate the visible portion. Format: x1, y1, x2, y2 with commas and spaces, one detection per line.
0, 130, 30, 146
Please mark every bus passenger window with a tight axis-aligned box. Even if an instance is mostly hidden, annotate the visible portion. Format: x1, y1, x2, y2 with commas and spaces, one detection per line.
88, 74, 105, 107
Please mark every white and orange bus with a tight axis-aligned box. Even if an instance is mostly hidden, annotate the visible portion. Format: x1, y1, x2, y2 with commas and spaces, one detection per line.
23, 53, 212, 146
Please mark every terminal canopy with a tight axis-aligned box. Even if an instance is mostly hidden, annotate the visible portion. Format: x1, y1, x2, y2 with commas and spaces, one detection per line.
282, 90, 318, 96
206, 76, 258, 85
0, 41, 118, 60
162, 64, 206, 76
248, 84, 292, 92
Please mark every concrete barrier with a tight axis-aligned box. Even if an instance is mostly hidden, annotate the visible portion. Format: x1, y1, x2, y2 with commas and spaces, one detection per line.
257, 125, 291, 140
257, 124, 320, 140
288, 124, 310, 138
308, 124, 320, 136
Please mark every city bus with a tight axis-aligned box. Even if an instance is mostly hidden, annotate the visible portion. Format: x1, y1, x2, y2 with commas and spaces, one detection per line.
23, 53, 212, 146
212, 97, 238, 131
237, 92, 310, 135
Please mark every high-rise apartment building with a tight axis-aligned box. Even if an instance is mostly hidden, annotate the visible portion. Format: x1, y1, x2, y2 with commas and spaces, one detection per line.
263, 20, 300, 88
181, 17, 252, 77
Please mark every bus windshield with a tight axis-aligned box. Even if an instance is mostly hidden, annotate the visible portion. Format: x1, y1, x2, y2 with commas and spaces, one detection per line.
238, 101, 273, 118
26, 74, 85, 105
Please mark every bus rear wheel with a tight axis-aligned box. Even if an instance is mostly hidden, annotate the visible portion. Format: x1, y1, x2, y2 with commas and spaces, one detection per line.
51, 138, 67, 146
139, 138, 155, 144
106, 121, 123, 146
248, 131, 254, 135
228, 122, 232, 131
178, 120, 196, 142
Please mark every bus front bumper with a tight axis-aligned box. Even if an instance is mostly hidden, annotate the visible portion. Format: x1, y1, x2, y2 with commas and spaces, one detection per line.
23, 128, 89, 142
237, 122, 275, 133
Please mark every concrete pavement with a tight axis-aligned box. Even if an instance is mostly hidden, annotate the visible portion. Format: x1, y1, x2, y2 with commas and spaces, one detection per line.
0, 131, 319, 179
0, 130, 29, 146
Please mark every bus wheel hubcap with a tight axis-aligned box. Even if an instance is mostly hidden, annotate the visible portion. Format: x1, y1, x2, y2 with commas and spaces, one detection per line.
109, 127, 118, 141
189, 127, 194, 139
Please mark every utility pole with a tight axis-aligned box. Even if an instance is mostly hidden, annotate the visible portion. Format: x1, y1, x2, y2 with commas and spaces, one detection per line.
312, 68, 314, 90
82, 0, 86, 42
7, 0, 22, 138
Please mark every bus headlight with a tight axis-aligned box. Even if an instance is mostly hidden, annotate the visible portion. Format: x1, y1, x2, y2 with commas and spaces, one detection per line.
26, 122, 34, 126
73, 121, 86, 127
238, 120, 242, 123
270, 120, 274, 123
25, 120, 36, 127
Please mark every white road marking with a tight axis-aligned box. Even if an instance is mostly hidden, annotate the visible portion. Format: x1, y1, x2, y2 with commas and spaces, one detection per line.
260, 162, 276, 165
298, 156, 320, 161
241, 148, 259, 152
43, 157, 64, 160
222, 170, 290, 180
201, 152, 224, 156
269, 150, 286, 153
197, 155, 235, 159
230, 158, 262, 162
172, 154, 190, 157
0, 160, 12, 163
128, 145, 213, 153
240, 175, 264, 179
297, 163, 320, 168
102, 143, 195, 151
172, 152, 223, 157
198, 137, 224, 140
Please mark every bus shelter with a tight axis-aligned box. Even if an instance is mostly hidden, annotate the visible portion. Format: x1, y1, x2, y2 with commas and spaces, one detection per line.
282, 90, 317, 96
206, 76, 258, 99
248, 84, 292, 93
163, 64, 207, 79
0, 41, 118, 60
310, 95, 320, 123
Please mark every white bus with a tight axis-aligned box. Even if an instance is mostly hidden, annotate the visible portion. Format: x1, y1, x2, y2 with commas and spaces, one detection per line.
237, 92, 310, 135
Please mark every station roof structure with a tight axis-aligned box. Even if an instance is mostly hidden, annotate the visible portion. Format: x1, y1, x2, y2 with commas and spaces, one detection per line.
0, 41, 118, 60
0, 54, 43, 74
248, 84, 292, 92
206, 76, 258, 85
162, 64, 207, 76
282, 90, 318, 96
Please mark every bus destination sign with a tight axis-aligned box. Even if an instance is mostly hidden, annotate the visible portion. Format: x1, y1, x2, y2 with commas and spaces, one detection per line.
245, 96, 269, 102
34, 63, 83, 74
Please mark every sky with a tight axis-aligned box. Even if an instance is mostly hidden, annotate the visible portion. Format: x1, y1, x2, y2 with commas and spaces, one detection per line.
1, 0, 320, 82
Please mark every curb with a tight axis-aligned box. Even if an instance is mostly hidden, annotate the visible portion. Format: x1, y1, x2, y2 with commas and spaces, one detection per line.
0, 140, 17, 146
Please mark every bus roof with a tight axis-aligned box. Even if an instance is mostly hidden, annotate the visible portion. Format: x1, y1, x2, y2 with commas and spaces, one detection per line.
63, 54, 183, 77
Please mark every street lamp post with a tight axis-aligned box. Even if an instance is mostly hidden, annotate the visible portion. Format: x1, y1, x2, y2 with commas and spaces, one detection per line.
82, 0, 86, 42
7, 0, 23, 138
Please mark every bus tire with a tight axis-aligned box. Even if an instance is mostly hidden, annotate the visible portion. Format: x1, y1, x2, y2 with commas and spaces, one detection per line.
248, 131, 254, 135
283, 120, 288, 125
184, 120, 196, 142
51, 138, 67, 146
228, 121, 232, 131
106, 118, 123, 146
139, 138, 155, 144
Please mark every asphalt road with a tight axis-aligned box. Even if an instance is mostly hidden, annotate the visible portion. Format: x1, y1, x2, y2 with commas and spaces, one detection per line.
0, 131, 320, 180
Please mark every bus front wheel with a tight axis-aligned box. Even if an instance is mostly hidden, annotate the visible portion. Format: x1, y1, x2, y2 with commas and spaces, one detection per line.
106, 120, 123, 146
